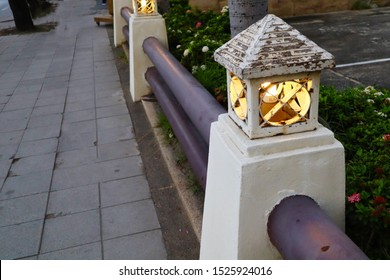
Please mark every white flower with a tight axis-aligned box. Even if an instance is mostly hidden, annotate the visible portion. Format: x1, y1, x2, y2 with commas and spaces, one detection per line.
176, 45, 181, 49
385, 97, 390, 104
376, 111, 387, 118
202, 46, 209, 53
200, 65, 207, 70
367, 99, 375, 104
374, 91, 384, 96
183, 49, 189, 57
363, 85, 375, 93
192, 66, 198, 74
221, 6, 229, 13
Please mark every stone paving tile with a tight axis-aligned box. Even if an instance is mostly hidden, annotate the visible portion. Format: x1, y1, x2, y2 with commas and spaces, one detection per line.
0, 131, 24, 146
97, 114, 132, 130
0, 108, 32, 120
97, 139, 139, 161
103, 230, 167, 260
0, 159, 12, 178
51, 163, 99, 190
0, 118, 29, 133
3, 94, 38, 111
22, 125, 61, 142
97, 156, 144, 183
27, 114, 63, 129
0, 220, 44, 260
63, 108, 95, 123
101, 199, 160, 240
55, 146, 96, 169
58, 131, 96, 152
97, 126, 134, 145
96, 104, 129, 119
39, 87, 68, 98
31, 104, 65, 117
0, 170, 52, 200
16, 138, 58, 158
40, 209, 101, 253
35, 94, 67, 107
0, 193, 48, 227
10, 153, 56, 176
96, 94, 126, 108
0, 143, 18, 161
38, 242, 102, 260
100, 176, 151, 208
64, 98, 95, 113
47, 184, 99, 216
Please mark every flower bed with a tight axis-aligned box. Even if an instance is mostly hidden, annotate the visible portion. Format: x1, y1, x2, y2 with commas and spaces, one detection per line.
163, 0, 390, 259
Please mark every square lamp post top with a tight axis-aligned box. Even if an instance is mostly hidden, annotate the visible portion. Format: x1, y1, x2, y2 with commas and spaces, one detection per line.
214, 14, 336, 139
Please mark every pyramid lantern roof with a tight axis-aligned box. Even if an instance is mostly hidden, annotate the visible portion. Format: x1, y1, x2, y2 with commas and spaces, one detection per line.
214, 14, 335, 79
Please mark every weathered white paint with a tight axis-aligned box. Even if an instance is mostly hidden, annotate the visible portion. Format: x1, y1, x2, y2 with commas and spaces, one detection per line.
113, 0, 132, 47
129, 14, 168, 101
214, 14, 335, 80
200, 114, 345, 259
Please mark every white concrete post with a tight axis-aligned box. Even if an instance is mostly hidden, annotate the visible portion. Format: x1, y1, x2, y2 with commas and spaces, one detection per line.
113, 0, 132, 47
200, 115, 345, 259
129, 15, 168, 101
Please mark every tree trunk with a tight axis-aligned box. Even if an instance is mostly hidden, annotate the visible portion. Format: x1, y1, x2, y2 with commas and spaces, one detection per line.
228, 0, 268, 37
8, 0, 35, 31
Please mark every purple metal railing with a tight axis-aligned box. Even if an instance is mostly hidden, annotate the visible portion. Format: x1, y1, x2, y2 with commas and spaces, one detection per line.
120, 6, 132, 23
143, 37, 226, 145
145, 67, 209, 187
267, 195, 369, 259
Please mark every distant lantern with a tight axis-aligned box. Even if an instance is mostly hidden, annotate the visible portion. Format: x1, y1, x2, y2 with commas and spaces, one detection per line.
214, 14, 335, 139
132, 0, 157, 16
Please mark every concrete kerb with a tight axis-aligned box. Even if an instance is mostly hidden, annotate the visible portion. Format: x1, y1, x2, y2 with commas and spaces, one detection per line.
141, 99, 204, 241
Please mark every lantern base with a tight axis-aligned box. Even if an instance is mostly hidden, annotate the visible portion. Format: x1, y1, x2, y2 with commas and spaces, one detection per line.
200, 114, 345, 259
129, 14, 168, 101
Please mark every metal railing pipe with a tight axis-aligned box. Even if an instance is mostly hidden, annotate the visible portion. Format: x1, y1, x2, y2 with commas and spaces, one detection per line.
267, 195, 369, 259
146, 67, 209, 187
143, 37, 226, 145
122, 25, 129, 43
121, 6, 132, 24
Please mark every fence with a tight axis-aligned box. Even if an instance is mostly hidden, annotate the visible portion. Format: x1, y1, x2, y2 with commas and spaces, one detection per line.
113, 2, 368, 260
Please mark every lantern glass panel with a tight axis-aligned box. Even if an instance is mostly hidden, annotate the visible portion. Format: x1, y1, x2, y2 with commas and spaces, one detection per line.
136, 0, 155, 15
259, 78, 312, 127
229, 74, 248, 121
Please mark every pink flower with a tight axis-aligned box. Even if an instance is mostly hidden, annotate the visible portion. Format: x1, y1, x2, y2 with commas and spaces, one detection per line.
195, 21, 202, 28
348, 193, 361, 203
384, 134, 390, 142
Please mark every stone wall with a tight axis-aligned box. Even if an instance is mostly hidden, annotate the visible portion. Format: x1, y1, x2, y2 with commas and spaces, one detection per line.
188, 0, 390, 17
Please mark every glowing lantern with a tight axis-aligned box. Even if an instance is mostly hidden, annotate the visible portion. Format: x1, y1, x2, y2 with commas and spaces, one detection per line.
215, 14, 335, 139
132, 0, 157, 16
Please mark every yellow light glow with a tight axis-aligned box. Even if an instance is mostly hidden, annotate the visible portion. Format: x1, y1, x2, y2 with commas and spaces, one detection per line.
136, 0, 155, 14
259, 80, 311, 126
141, 0, 148, 13
230, 76, 247, 120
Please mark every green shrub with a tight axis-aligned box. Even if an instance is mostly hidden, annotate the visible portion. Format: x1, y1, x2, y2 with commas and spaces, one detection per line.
319, 86, 390, 259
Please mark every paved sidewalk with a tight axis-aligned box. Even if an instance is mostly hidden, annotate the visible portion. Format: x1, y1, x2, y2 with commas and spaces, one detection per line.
0, 0, 167, 259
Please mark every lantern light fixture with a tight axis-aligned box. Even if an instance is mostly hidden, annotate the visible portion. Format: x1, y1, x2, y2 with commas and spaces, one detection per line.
132, 0, 158, 16
215, 14, 335, 139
